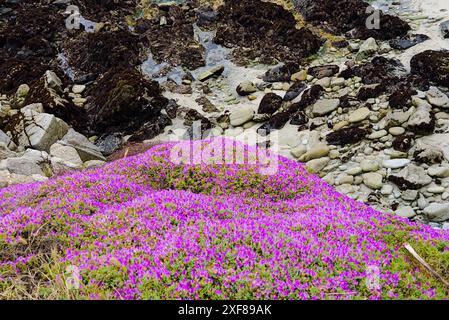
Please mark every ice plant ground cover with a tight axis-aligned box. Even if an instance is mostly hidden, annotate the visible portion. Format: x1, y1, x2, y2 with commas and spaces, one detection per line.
0, 138, 449, 299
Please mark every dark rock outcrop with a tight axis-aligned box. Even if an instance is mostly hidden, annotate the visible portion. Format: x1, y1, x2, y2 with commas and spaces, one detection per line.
340, 56, 405, 85
64, 28, 143, 83
86, 67, 169, 140
410, 50, 449, 88
326, 127, 368, 146
296, 0, 410, 40
214, 0, 323, 64
258, 93, 283, 115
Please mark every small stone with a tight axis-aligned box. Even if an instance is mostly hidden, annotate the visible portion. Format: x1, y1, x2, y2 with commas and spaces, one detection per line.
291, 70, 308, 82
347, 167, 362, 176
368, 130, 388, 140
45, 70, 62, 90
23, 113, 69, 152
312, 99, 340, 117
381, 184, 394, 195
357, 37, 378, 60
197, 65, 225, 82
407, 97, 434, 135
427, 166, 449, 178
402, 190, 418, 201
72, 85, 86, 94
363, 147, 373, 155
333, 120, 349, 131
426, 86, 449, 108
349, 107, 370, 123
418, 195, 428, 210
335, 174, 354, 185
395, 206, 416, 218
362, 172, 383, 190
83, 160, 107, 169
16, 84, 30, 98
299, 144, 330, 162
60, 129, 106, 162
428, 186, 445, 194
21, 103, 44, 115
329, 149, 340, 159
236, 81, 257, 96
361, 160, 379, 172
388, 127, 405, 136
306, 157, 330, 173
230, 106, 254, 127
330, 78, 345, 87
315, 77, 331, 88
388, 164, 432, 190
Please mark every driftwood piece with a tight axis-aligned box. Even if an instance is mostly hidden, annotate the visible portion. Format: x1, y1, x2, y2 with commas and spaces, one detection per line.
404, 243, 449, 288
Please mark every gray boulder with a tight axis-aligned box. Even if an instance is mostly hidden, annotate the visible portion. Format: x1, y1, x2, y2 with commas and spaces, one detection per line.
423, 203, 449, 222
60, 129, 106, 162
23, 113, 69, 151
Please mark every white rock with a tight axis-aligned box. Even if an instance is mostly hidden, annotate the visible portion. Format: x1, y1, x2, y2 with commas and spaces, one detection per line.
6, 153, 45, 176
382, 159, 411, 169
21, 103, 44, 115
315, 77, 331, 88
416, 134, 449, 161
331, 78, 345, 87
45, 70, 62, 90
72, 85, 86, 94
16, 84, 30, 98
24, 113, 69, 151
0, 130, 11, 148
60, 129, 106, 162
50, 143, 83, 167
230, 106, 254, 127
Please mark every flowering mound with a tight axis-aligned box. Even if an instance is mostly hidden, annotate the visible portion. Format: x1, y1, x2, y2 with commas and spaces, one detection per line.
1, 138, 448, 299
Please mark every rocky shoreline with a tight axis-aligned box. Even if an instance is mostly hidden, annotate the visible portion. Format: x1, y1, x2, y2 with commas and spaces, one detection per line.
1, 0, 449, 228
